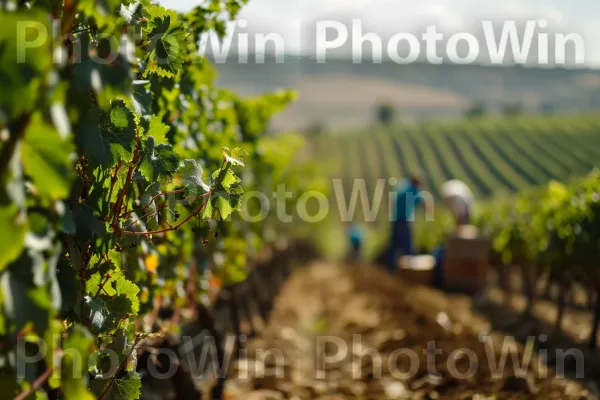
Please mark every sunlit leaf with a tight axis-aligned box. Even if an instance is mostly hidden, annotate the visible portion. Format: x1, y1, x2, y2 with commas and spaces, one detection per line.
21, 114, 75, 200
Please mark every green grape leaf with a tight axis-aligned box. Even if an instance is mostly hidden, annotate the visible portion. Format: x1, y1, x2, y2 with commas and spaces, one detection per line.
202, 190, 243, 221
132, 80, 153, 117
139, 137, 179, 182
213, 168, 241, 191
107, 249, 122, 270
22, 114, 75, 200
120, 2, 143, 24
59, 203, 77, 235
215, 192, 235, 220
138, 183, 160, 229
199, 164, 245, 220
143, 6, 187, 78
200, 196, 214, 219
112, 277, 140, 315
72, 204, 107, 244
101, 372, 141, 400
105, 295, 135, 322
0, 12, 51, 117
108, 329, 129, 355
76, 101, 137, 167
147, 115, 170, 144
224, 147, 247, 167
84, 295, 133, 333
103, 165, 129, 204
225, 0, 246, 16
0, 205, 26, 272
72, 34, 132, 96
84, 296, 109, 333
86, 269, 139, 315
228, 182, 244, 196
177, 159, 210, 194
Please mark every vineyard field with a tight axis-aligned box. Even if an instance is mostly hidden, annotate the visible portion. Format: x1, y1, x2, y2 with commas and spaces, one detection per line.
316, 114, 600, 205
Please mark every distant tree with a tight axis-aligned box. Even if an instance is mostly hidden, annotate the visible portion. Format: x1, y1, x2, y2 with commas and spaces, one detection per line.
464, 101, 487, 119
503, 102, 525, 117
376, 102, 395, 126
305, 120, 325, 138
540, 101, 556, 115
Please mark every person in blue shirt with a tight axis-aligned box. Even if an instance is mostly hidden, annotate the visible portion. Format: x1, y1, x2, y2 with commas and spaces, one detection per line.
388, 173, 428, 273
348, 222, 364, 263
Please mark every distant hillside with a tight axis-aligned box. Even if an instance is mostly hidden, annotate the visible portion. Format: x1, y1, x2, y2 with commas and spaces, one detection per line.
213, 57, 600, 131
259, 74, 468, 131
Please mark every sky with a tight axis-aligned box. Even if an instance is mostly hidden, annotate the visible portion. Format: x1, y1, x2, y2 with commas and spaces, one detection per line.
160, 0, 600, 67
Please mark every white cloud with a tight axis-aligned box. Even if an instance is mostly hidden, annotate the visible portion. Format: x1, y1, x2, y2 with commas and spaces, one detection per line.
159, 0, 600, 66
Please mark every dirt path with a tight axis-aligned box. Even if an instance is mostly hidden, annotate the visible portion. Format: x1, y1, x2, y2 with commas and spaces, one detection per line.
225, 263, 595, 399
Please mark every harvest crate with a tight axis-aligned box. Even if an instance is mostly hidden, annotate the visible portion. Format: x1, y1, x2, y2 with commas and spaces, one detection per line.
443, 226, 492, 294
397, 255, 435, 286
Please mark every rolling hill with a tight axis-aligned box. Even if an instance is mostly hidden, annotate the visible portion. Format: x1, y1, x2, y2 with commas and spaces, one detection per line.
214, 57, 600, 131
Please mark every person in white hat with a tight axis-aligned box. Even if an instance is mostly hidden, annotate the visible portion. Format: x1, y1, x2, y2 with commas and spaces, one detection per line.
440, 179, 474, 227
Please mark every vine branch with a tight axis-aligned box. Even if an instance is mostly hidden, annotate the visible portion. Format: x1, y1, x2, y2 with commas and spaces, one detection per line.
125, 188, 187, 218
112, 134, 141, 233
121, 194, 212, 236
14, 367, 53, 400
97, 339, 141, 400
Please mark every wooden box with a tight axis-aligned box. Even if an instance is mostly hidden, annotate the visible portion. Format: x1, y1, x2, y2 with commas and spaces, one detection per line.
443, 226, 492, 293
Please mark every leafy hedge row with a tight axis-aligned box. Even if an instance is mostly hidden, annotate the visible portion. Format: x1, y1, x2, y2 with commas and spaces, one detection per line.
0, 0, 315, 398
475, 169, 600, 348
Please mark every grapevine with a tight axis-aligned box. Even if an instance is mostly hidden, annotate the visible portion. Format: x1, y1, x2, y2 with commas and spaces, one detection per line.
0, 0, 307, 398
475, 169, 600, 348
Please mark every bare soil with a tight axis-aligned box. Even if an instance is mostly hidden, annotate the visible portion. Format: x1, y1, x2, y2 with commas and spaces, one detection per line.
226, 263, 595, 399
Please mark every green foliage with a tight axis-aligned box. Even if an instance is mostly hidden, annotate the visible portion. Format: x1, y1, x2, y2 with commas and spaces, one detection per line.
22, 115, 76, 199
413, 208, 454, 253
0, 205, 27, 271
76, 102, 137, 168
0, 0, 306, 398
464, 101, 486, 119
475, 170, 600, 283
0, 12, 52, 117
142, 6, 188, 78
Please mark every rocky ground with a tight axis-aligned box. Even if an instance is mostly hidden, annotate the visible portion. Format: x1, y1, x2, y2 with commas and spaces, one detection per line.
226, 263, 596, 399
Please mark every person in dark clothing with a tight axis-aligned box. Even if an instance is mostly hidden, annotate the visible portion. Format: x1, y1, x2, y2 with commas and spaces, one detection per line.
387, 173, 429, 273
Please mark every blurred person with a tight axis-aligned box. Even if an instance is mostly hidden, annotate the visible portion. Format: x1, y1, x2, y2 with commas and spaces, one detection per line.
387, 173, 430, 273
347, 222, 364, 263
432, 180, 474, 288
440, 179, 474, 228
